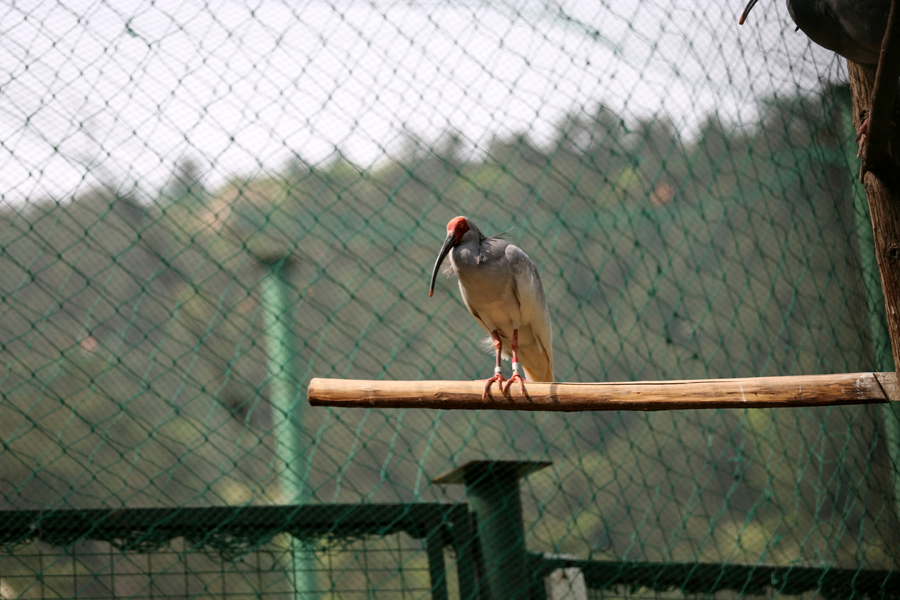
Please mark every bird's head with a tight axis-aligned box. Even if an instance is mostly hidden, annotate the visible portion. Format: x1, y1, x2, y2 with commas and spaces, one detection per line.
447, 216, 470, 244
429, 216, 471, 297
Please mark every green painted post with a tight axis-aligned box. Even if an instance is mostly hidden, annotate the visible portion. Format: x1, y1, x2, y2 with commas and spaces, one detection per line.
842, 93, 900, 563
260, 254, 317, 598
434, 460, 551, 600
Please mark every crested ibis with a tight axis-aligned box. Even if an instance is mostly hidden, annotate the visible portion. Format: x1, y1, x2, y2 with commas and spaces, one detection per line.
429, 216, 554, 399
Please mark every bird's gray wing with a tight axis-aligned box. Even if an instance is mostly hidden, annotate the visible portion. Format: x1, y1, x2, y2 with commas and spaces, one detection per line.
456, 278, 493, 337
506, 244, 554, 364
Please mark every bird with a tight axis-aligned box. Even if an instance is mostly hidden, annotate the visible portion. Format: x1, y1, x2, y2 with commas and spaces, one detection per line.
429, 216, 554, 400
738, 0, 894, 154
739, 0, 891, 66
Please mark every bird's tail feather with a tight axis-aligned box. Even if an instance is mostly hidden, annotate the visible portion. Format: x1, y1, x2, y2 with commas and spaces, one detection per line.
523, 362, 554, 383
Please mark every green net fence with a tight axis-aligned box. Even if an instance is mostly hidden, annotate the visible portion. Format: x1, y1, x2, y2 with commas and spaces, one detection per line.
1, 0, 899, 598
0, 505, 465, 599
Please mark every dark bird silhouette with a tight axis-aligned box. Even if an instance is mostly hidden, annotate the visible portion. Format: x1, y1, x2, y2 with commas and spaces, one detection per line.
740, 0, 895, 153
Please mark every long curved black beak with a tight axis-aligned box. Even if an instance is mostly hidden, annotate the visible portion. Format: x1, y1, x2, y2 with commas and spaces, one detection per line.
429, 234, 455, 297
738, 0, 759, 24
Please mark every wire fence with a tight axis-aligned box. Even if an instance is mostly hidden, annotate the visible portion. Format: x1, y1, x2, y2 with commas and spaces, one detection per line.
5, 535, 448, 599
0, 0, 898, 597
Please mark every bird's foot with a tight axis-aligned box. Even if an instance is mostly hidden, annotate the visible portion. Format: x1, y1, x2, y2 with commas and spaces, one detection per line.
503, 372, 526, 396
481, 372, 506, 400
857, 118, 870, 159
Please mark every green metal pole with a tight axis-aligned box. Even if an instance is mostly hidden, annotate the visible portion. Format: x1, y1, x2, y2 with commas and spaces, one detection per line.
468, 464, 527, 600
842, 94, 900, 564
434, 460, 551, 600
261, 255, 317, 597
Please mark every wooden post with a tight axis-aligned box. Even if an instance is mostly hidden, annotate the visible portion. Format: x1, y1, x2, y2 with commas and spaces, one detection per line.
845, 29, 900, 563
849, 63, 900, 370
857, 0, 900, 174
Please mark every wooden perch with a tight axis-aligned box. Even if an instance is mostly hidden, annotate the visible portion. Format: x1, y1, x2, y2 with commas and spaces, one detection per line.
308, 372, 900, 412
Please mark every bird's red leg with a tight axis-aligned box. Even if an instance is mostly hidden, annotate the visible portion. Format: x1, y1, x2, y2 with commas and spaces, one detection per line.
857, 117, 898, 159
503, 329, 526, 395
857, 118, 870, 158
482, 330, 506, 400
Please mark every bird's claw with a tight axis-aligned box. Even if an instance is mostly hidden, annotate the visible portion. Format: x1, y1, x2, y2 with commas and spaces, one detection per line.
503, 373, 527, 396
857, 118, 869, 159
481, 374, 506, 400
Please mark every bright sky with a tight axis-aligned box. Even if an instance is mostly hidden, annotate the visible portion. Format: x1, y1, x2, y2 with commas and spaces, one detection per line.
0, 0, 848, 204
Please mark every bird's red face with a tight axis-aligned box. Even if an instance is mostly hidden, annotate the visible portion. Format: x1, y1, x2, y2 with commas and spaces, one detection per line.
447, 216, 470, 245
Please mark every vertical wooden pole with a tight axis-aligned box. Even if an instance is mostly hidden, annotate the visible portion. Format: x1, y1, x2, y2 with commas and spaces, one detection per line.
843, 92, 894, 369
848, 63, 900, 370
858, 0, 900, 174
848, 61, 900, 566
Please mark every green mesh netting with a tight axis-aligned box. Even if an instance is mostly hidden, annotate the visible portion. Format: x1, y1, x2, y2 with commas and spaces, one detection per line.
0, 0, 898, 598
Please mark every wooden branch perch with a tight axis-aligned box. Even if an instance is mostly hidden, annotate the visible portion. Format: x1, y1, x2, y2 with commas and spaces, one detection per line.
308, 372, 900, 412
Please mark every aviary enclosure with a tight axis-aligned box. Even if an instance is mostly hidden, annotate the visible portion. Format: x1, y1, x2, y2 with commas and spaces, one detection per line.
0, 0, 898, 598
